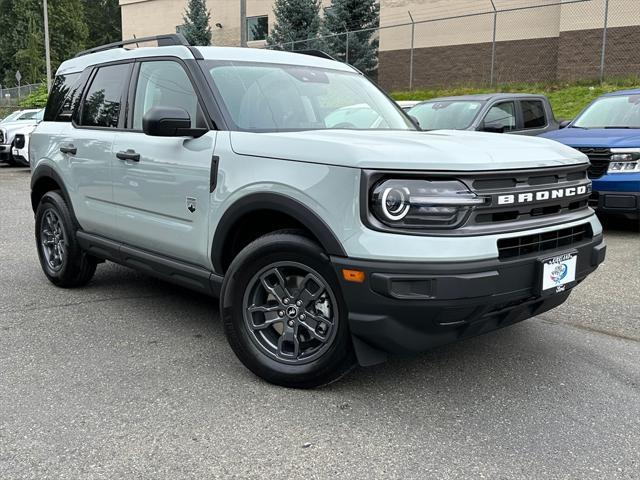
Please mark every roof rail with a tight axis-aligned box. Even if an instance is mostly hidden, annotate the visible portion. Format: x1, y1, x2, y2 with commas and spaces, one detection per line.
75, 33, 190, 58
296, 50, 338, 61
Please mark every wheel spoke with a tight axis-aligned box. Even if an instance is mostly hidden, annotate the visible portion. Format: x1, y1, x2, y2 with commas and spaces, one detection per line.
297, 273, 325, 306
299, 311, 332, 343
277, 324, 299, 359
260, 268, 292, 303
247, 304, 283, 330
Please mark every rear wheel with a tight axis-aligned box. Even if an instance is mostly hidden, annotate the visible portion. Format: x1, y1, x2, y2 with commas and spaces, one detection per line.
35, 191, 97, 287
221, 232, 355, 388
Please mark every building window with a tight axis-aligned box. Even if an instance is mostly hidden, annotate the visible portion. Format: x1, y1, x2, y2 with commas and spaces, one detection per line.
247, 16, 268, 42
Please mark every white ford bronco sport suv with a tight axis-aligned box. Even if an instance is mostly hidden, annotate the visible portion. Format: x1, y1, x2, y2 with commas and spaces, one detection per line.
30, 34, 606, 388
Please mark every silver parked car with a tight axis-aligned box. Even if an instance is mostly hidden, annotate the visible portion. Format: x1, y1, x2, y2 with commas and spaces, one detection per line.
30, 34, 604, 387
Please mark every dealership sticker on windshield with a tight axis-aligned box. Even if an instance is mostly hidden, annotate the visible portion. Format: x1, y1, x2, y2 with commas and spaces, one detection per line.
540, 252, 577, 294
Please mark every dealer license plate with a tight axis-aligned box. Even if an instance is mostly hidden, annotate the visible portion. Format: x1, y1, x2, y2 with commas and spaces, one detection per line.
540, 252, 577, 294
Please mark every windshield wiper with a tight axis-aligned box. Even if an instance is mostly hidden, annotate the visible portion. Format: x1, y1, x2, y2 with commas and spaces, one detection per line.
569, 125, 589, 129
602, 126, 640, 129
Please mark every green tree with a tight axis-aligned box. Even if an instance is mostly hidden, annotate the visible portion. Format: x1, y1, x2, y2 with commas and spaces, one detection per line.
82, 0, 121, 49
2, 0, 88, 87
266, 0, 322, 51
322, 0, 379, 76
0, 0, 18, 87
182, 0, 212, 46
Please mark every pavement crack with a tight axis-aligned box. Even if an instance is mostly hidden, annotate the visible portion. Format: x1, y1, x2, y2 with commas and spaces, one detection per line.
0, 293, 172, 315
539, 316, 640, 343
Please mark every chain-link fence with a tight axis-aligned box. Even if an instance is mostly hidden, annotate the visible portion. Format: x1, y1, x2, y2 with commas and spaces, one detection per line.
267, 0, 640, 92
0, 83, 43, 105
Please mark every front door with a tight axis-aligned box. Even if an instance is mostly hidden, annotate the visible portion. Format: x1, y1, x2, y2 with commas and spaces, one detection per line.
110, 59, 216, 267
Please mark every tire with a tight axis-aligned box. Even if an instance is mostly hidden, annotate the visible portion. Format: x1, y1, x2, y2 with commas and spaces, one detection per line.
35, 191, 97, 288
221, 231, 356, 388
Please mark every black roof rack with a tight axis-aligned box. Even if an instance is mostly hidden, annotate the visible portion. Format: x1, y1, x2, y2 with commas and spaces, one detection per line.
75, 33, 190, 58
296, 50, 337, 61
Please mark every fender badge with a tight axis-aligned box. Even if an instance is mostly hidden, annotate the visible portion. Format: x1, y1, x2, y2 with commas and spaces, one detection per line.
186, 197, 197, 213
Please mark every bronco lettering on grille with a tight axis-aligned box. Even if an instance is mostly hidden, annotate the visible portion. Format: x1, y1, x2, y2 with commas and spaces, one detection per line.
497, 185, 590, 206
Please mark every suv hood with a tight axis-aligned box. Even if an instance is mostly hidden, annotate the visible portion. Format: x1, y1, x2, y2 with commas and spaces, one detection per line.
230, 129, 586, 171
541, 127, 640, 148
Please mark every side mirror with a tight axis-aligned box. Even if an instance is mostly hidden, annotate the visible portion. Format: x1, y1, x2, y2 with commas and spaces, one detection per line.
480, 122, 505, 134
142, 106, 207, 138
559, 120, 572, 129
409, 115, 421, 130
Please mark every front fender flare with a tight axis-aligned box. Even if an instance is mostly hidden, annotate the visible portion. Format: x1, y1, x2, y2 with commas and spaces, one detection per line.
211, 192, 347, 274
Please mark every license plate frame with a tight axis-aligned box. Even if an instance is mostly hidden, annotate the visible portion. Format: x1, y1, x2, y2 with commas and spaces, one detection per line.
537, 250, 578, 296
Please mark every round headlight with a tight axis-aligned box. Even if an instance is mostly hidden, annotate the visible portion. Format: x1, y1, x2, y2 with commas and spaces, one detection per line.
381, 186, 410, 220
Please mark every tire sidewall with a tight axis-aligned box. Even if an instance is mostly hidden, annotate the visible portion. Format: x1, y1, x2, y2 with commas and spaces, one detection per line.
35, 191, 83, 285
221, 233, 354, 387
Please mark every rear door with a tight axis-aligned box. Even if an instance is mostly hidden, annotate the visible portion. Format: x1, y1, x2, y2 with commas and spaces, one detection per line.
59, 62, 132, 236
110, 59, 216, 267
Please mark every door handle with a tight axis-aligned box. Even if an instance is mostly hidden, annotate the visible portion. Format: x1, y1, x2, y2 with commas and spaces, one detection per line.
116, 149, 140, 162
59, 145, 77, 155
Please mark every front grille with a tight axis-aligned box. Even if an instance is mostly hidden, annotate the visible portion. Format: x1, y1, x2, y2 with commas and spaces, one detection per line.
0, 130, 4, 144
465, 164, 591, 229
497, 223, 592, 260
575, 147, 611, 179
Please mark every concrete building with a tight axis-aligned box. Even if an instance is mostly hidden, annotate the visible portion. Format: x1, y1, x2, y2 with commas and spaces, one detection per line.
119, 0, 640, 90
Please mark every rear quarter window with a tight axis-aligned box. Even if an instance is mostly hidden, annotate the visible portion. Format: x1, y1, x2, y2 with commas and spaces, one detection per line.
43, 73, 82, 122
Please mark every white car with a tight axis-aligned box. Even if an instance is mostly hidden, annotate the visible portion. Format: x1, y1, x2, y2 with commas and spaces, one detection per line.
10, 123, 37, 166
0, 109, 42, 124
0, 109, 43, 165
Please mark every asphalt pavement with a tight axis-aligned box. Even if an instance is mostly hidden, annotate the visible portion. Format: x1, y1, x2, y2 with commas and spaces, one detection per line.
1, 164, 639, 479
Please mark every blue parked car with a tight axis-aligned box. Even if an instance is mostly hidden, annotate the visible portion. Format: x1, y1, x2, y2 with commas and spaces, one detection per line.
541, 89, 640, 222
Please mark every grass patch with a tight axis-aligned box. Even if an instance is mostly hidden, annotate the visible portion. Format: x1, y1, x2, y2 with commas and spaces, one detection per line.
391, 78, 640, 120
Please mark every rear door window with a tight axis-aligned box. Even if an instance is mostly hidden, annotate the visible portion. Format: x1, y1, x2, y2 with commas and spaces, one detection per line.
521, 100, 547, 129
80, 63, 131, 128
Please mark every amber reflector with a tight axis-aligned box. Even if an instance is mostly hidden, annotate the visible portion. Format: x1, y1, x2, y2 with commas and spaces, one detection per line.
342, 269, 365, 283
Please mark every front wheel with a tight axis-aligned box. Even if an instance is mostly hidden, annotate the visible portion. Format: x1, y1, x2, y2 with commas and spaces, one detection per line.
221, 232, 355, 388
35, 191, 97, 287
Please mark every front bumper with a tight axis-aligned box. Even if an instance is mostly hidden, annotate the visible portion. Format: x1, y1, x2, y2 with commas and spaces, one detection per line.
332, 233, 606, 364
592, 173, 640, 220
0, 144, 10, 161
590, 190, 640, 221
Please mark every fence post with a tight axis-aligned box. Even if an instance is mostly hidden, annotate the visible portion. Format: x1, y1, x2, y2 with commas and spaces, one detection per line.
490, 0, 497, 87
600, 0, 610, 82
408, 11, 415, 91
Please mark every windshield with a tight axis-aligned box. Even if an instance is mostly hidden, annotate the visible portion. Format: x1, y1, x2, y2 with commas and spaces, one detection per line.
573, 94, 640, 129
205, 61, 415, 132
408, 101, 484, 130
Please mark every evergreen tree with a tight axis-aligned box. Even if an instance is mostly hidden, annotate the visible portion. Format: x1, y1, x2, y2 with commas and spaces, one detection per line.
182, 0, 212, 46
82, 0, 121, 49
3, 0, 87, 87
266, 0, 322, 51
322, 0, 379, 76
15, 15, 45, 85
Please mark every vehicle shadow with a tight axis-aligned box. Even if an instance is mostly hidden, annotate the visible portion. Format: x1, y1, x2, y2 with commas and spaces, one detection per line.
89, 264, 585, 398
